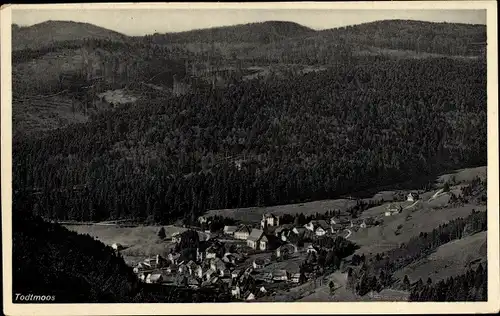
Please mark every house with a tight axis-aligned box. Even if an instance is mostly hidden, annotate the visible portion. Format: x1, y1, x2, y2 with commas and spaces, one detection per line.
172, 232, 182, 243
292, 227, 307, 235
186, 260, 198, 272
407, 192, 419, 202
272, 270, 289, 281
138, 272, 147, 282
387, 203, 403, 213
261, 213, 280, 229
259, 235, 270, 251
210, 258, 226, 273
186, 261, 202, 278
146, 273, 163, 284
168, 253, 181, 264
234, 225, 252, 240
144, 256, 163, 269
253, 258, 266, 269
331, 223, 344, 233
315, 226, 328, 237
231, 270, 242, 279
304, 220, 330, 233
198, 216, 208, 225
276, 244, 297, 258
306, 244, 319, 254
258, 234, 281, 251
223, 225, 238, 235
360, 220, 367, 229
205, 245, 219, 259
187, 276, 200, 289
291, 273, 302, 284
166, 263, 177, 274
196, 247, 206, 262
220, 268, 231, 278
247, 229, 265, 249
244, 292, 256, 301
231, 286, 241, 299
330, 217, 339, 225
222, 254, 234, 264
203, 268, 217, 281
111, 243, 123, 251
178, 263, 188, 274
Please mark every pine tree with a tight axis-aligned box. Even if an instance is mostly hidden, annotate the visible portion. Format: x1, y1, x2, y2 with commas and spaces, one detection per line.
403, 275, 411, 290
158, 226, 166, 240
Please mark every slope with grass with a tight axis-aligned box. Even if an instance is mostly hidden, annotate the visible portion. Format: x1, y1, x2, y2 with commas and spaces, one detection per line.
393, 231, 487, 284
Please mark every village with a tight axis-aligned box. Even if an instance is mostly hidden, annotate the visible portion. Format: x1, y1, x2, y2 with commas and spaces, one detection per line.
119, 192, 424, 301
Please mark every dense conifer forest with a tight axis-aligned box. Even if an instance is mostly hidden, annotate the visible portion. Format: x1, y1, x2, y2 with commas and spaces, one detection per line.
13, 56, 486, 224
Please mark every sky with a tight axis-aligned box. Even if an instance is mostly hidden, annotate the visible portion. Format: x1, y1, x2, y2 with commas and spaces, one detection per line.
12, 8, 486, 36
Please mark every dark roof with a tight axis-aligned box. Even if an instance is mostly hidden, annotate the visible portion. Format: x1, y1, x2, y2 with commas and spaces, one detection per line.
235, 225, 252, 234
247, 229, 264, 242
262, 234, 281, 248
224, 225, 238, 233
311, 220, 330, 229
254, 258, 265, 265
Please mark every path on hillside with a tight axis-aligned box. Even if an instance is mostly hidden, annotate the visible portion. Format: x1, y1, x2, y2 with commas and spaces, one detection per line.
428, 189, 445, 202
403, 200, 420, 210
344, 229, 352, 239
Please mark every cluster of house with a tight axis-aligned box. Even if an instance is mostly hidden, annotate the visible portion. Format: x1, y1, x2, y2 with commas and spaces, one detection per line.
219, 213, 370, 248
384, 192, 420, 217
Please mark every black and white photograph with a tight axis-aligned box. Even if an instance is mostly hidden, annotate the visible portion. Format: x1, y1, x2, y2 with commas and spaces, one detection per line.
1, 2, 499, 315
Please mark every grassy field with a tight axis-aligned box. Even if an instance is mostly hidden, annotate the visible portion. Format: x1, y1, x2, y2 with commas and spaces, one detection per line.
350, 203, 485, 256
393, 231, 487, 284
64, 224, 190, 260
205, 199, 357, 223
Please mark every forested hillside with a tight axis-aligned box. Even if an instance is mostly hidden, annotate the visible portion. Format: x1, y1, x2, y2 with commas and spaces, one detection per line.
13, 211, 141, 302
146, 21, 315, 44
13, 55, 487, 224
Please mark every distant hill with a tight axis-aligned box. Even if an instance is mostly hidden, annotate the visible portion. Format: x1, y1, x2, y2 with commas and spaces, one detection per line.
148, 20, 316, 44
12, 20, 128, 50
316, 19, 486, 56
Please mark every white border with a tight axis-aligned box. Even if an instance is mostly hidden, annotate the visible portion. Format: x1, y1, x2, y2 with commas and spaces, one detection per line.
2, 2, 499, 315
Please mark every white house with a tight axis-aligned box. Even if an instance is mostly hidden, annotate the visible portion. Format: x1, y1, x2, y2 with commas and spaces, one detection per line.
247, 229, 264, 249
198, 216, 208, 225
172, 232, 181, 243
291, 273, 301, 283
223, 225, 238, 235
231, 286, 241, 299
273, 270, 289, 281
234, 225, 252, 240
245, 292, 256, 301
306, 244, 319, 254
261, 213, 280, 228
146, 273, 163, 284
205, 245, 218, 259
407, 192, 419, 202
253, 258, 266, 269
315, 226, 328, 236
111, 243, 123, 251
304, 220, 330, 233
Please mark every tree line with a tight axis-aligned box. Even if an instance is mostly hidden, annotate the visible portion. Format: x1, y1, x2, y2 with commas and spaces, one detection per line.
409, 264, 487, 301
